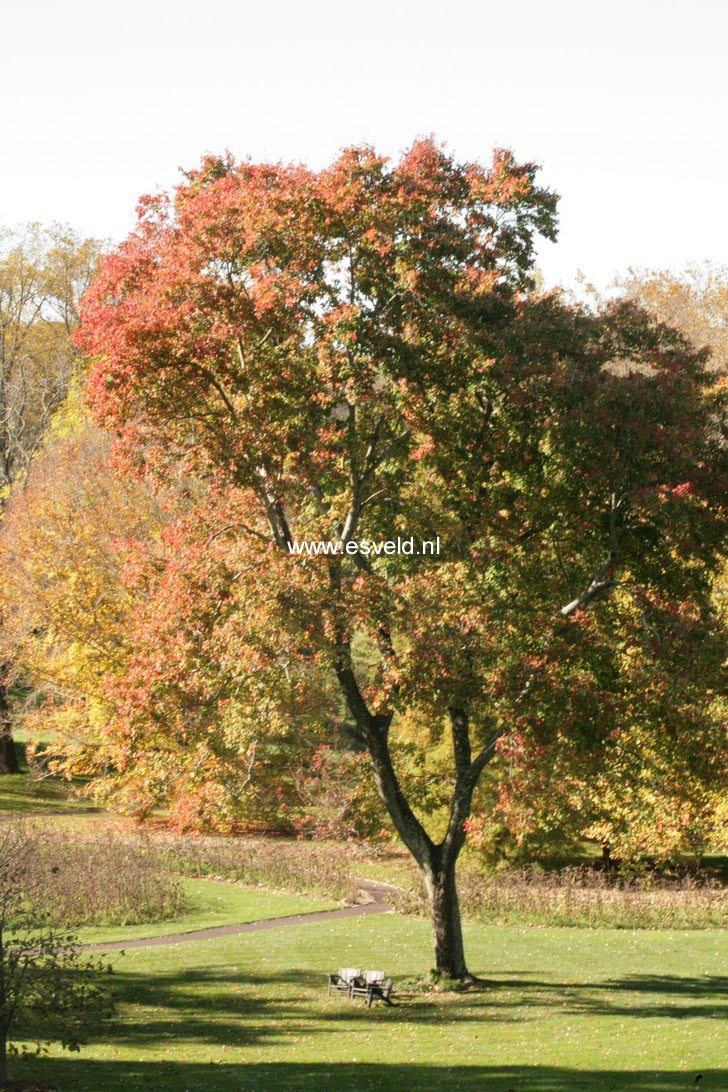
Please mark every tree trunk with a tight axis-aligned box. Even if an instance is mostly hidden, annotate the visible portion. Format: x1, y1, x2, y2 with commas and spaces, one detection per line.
0, 677, 19, 775
423, 856, 468, 980
0, 1027, 7, 1089
0, 732, 18, 775
353, 698, 475, 979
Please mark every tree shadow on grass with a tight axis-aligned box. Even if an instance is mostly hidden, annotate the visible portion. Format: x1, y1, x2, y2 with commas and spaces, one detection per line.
17, 1059, 728, 1091
463, 973, 728, 1021
12, 963, 725, 1089
8, 963, 726, 1091
55, 963, 726, 1054
572, 975, 728, 1020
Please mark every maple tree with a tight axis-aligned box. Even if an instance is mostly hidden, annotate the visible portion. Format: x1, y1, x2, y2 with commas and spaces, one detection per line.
77, 141, 727, 980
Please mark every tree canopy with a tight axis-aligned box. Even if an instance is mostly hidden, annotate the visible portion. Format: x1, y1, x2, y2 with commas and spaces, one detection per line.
17, 139, 722, 977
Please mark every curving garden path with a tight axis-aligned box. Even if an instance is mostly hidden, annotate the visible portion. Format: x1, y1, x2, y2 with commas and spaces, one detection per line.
1, 809, 400, 950
80, 880, 397, 952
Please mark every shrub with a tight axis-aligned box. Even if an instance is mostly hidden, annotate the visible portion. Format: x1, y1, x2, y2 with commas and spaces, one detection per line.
9, 825, 186, 929
165, 832, 354, 902
392, 863, 728, 929
0, 822, 114, 1088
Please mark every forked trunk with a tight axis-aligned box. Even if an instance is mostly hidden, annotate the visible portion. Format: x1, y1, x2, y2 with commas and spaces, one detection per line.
334, 654, 489, 983
423, 859, 469, 980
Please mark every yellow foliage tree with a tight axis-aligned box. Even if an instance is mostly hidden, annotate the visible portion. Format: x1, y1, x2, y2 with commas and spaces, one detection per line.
0, 415, 164, 787
0, 224, 103, 771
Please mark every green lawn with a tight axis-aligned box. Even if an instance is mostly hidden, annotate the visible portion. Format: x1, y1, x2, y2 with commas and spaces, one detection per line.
0, 771, 96, 816
74, 879, 340, 945
15, 912, 727, 1090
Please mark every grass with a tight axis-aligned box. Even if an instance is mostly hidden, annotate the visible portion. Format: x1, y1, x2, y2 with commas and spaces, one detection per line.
13, 911, 728, 1090
0, 733, 98, 817
73, 879, 340, 945
343, 846, 420, 890
0, 771, 96, 816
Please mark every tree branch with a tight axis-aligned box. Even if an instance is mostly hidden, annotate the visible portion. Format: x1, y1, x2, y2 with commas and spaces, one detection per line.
558, 491, 623, 617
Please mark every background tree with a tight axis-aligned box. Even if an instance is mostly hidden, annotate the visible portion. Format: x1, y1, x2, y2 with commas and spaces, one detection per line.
615, 263, 727, 373
0, 408, 165, 794
1, 392, 375, 833
77, 141, 727, 980
0, 225, 103, 772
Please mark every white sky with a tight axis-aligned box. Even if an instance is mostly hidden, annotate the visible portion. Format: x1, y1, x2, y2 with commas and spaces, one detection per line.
1, 0, 725, 289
